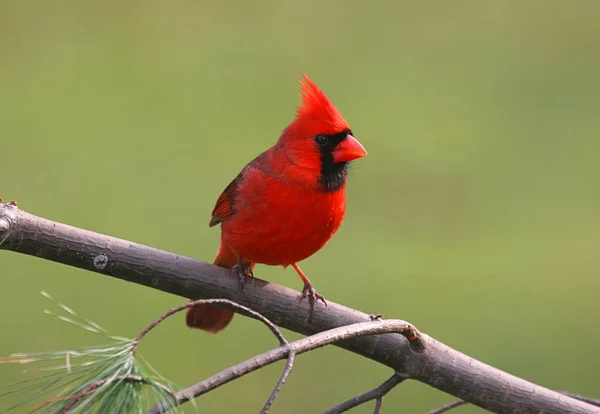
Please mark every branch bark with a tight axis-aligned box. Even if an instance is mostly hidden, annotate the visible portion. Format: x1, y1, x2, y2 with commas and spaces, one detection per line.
0, 203, 598, 414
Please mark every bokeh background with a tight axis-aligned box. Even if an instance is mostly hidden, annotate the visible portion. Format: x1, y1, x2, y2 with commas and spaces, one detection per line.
1, 1, 599, 413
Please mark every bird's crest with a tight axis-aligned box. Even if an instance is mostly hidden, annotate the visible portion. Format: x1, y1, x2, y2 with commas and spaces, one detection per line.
293, 74, 349, 135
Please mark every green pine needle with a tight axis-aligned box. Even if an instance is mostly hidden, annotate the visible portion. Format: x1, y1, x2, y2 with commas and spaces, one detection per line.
0, 292, 197, 413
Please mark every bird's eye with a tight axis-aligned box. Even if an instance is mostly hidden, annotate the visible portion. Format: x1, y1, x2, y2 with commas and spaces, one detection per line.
315, 135, 329, 146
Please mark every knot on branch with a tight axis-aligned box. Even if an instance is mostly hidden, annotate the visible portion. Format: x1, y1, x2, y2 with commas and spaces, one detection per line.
0, 201, 18, 243
369, 314, 425, 353
399, 323, 426, 353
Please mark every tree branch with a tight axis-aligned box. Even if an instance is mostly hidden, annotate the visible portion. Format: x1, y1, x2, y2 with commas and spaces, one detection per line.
148, 320, 422, 414
429, 393, 600, 414
131, 298, 295, 414
322, 373, 405, 414
131, 298, 289, 353
428, 400, 468, 414
1, 203, 598, 414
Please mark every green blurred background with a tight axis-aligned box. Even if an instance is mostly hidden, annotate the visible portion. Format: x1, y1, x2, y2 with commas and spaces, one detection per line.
1, 1, 599, 412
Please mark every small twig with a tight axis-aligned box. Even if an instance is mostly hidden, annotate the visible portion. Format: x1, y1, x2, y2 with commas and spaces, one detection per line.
138, 299, 293, 414
563, 393, 600, 408
322, 373, 405, 414
132, 298, 287, 353
427, 399, 468, 414
429, 392, 600, 414
373, 396, 383, 414
261, 345, 296, 414
148, 320, 423, 414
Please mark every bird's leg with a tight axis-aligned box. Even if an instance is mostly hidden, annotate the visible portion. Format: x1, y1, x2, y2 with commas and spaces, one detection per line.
231, 257, 254, 292
291, 263, 327, 322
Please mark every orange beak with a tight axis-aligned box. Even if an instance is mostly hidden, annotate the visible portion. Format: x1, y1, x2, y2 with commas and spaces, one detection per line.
332, 134, 368, 163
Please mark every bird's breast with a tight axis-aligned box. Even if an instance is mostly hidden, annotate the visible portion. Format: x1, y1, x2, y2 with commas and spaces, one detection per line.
221, 174, 346, 266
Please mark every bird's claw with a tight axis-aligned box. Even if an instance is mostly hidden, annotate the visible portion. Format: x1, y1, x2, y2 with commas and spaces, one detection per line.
231, 262, 253, 292
300, 283, 327, 323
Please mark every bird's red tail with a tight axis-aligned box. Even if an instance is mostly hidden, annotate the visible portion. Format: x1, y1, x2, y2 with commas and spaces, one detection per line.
185, 242, 238, 333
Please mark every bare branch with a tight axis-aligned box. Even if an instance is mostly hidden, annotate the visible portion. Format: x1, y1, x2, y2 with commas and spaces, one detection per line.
1, 203, 599, 414
429, 393, 600, 414
322, 373, 405, 414
373, 397, 383, 414
129, 298, 294, 413
148, 320, 422, 414
428, 400, 468, 414
132, 298, 288, 353
563, 393, 600, 408
261, 346, 295, 414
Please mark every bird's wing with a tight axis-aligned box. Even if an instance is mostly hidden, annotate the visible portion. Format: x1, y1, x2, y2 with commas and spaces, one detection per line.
209, 170, 245, 227
209, 151, 269, 227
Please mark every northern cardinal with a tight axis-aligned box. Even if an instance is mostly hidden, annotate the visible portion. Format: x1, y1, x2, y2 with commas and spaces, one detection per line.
186, 75, 367, 333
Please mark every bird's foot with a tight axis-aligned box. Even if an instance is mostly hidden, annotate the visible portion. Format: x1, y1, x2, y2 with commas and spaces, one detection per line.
231, 260, 253, 292
300, 283, 327, 323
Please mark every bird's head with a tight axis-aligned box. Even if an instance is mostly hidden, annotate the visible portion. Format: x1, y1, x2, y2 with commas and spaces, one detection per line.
279, 74, 367, 191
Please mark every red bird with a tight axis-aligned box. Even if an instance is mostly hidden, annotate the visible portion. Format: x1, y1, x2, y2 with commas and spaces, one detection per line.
186, 75, 367, 333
